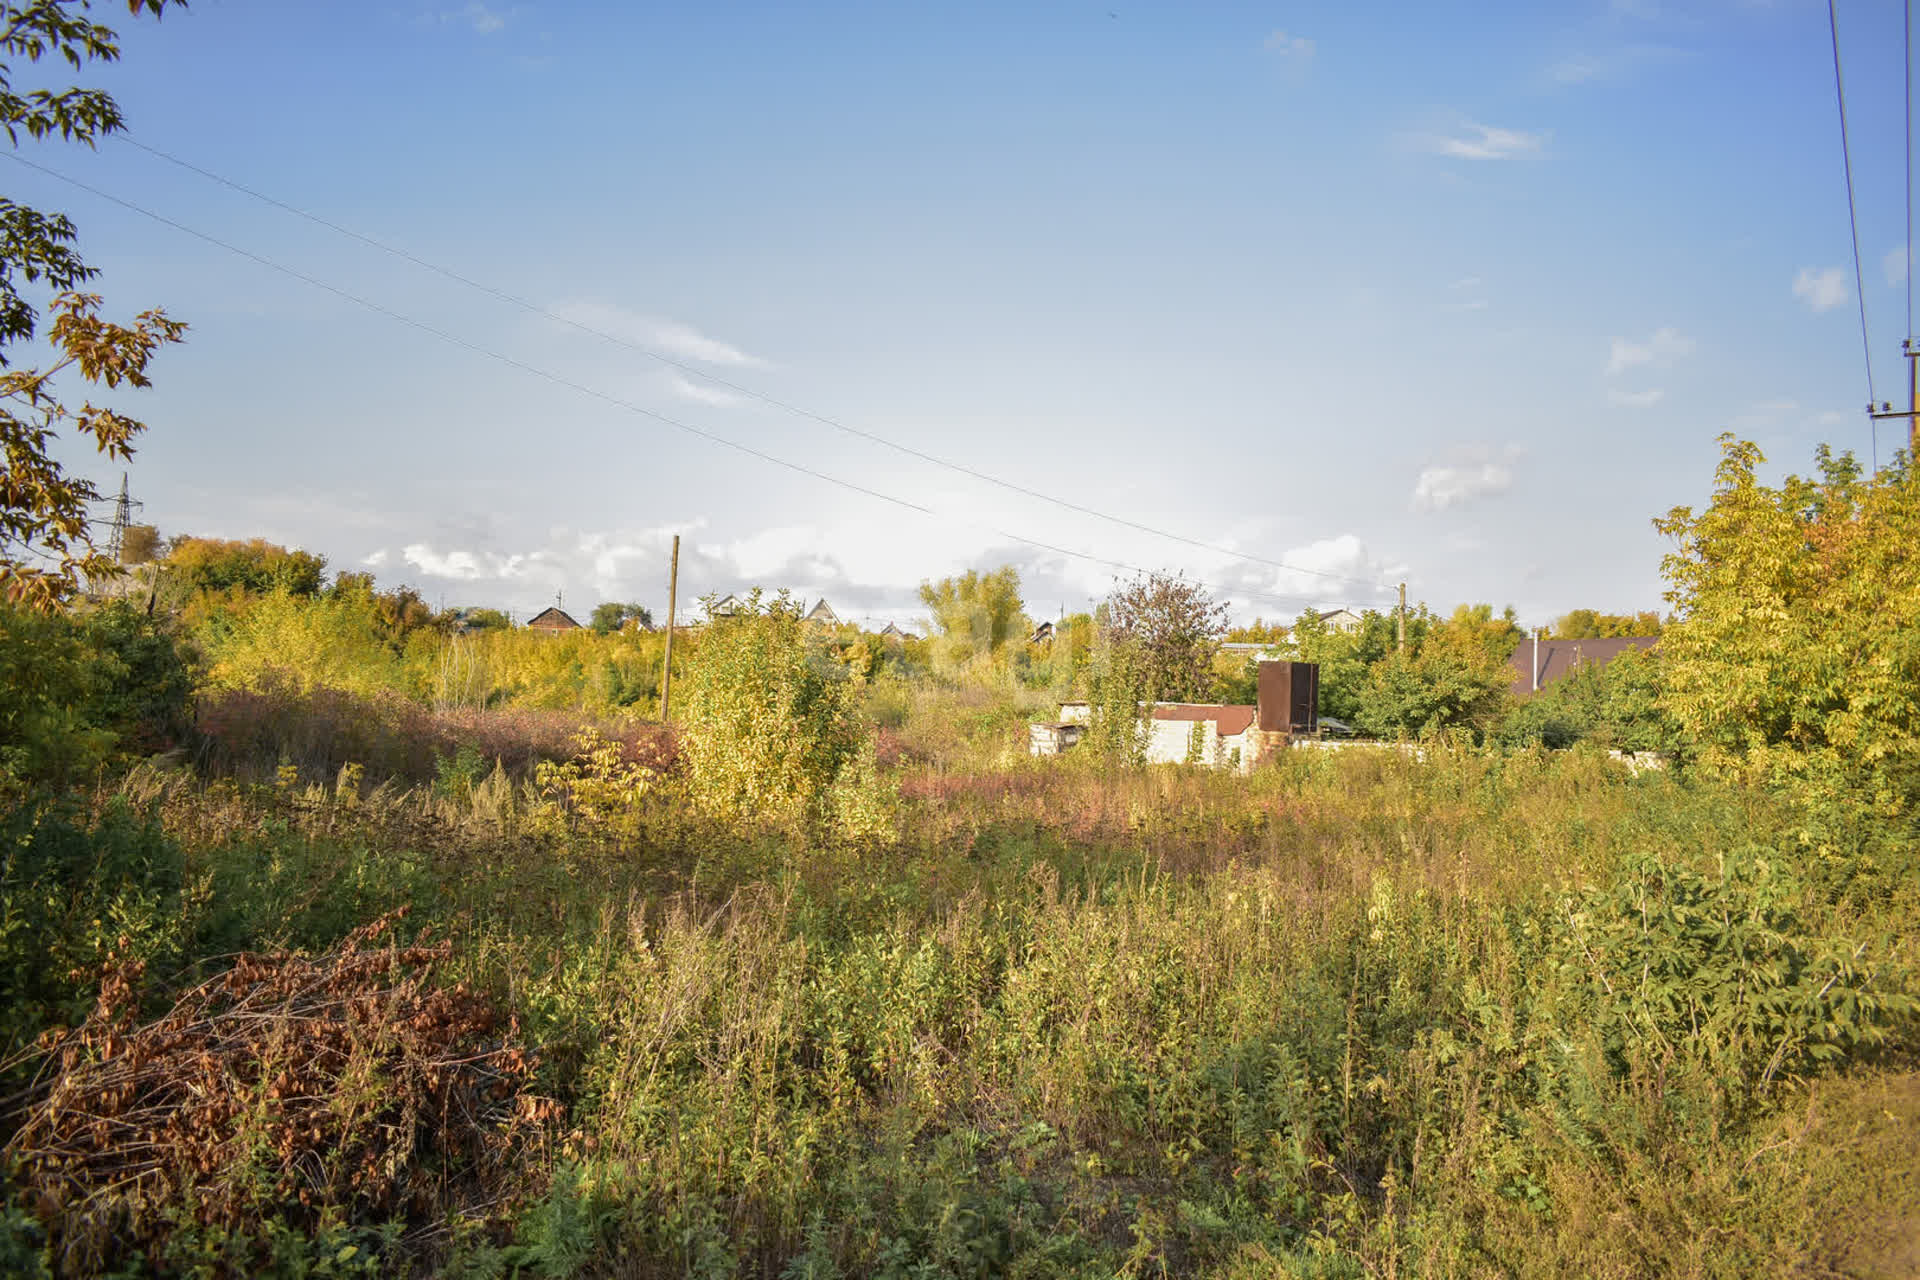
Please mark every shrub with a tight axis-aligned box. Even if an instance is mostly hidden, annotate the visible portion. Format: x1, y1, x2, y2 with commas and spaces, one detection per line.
679, 591, 890, 837
1556, 850, 1916, 1097
0, 800, 190, 1064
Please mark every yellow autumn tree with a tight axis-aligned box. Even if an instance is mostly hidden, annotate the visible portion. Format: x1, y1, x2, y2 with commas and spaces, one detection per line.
1655, 435, 1920, 816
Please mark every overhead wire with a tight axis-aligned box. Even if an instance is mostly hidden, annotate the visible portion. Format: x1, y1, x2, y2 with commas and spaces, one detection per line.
1827, 0, 1880, 469
117, 136, 1374, 589
3, 150, 1351, 616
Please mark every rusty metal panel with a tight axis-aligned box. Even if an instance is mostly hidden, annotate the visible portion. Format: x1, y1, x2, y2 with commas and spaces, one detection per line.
1293, 662, 1318, 735
1257, 661, 1319, 735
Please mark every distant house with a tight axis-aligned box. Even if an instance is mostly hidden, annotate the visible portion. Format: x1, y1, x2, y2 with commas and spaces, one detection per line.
1317, 608, 1364, 634
1035, 662, 1319, 772
878, 621, 921, 641
705, 594, 748, 622
526, 606, 581, 633
1509, 635, 1657, 697
804, 599, 841, 627
1029, 620, 1054, 645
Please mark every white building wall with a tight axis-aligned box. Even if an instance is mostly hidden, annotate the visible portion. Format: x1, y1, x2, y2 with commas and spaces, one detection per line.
1144, 717, 1217, 764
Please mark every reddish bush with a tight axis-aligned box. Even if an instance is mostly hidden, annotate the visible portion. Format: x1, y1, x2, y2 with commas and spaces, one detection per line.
192, 680, 678, 785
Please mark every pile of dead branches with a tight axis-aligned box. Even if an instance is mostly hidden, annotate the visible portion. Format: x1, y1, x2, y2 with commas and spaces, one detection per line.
4, 910, 559, 1273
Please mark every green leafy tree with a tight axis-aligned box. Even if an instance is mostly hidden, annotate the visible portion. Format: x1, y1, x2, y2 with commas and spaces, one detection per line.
0, 596, 186, 785
590, 601, 653, 634
1288, 607, 1400, 721
1654, 436, 1920, 815
1082, 634, 1149, 763
1351, 636, 1510, 739
0, 1, 187, 609
1102, 572, 1227, 702
162, 536, 327, 599
1497, 644, 1676, 752
918, 566, 1026, 668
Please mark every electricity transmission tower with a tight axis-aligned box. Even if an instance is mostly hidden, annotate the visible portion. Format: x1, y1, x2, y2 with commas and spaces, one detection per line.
103, 472, 142, 563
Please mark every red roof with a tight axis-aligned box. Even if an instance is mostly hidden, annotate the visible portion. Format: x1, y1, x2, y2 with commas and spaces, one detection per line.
1150, 703, 1257, 736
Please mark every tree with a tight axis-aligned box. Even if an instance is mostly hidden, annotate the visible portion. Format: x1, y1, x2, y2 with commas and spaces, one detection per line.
162, 537, 328, 598
590, 601, 653, 634
1351, 636, 1510, 739
1550, 608, 1662, 639
1654, 436, 1920, 814
1102, 572, 1228, 702
0, 1, 187, 610
918, 566, 1026, 668
1496, 644, 1675, 753
118, 521, 159, 564
1288, 606, 1398, 722
1224, 617, 1290, 645
1430, 602, 1524, 664
679, 590, 890, 837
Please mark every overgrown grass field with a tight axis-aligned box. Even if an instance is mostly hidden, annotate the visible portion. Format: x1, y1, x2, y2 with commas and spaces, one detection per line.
5, 729, 1914, 1278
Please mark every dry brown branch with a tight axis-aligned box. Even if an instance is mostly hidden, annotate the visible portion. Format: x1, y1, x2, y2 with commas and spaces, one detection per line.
3, 910, 560, 1275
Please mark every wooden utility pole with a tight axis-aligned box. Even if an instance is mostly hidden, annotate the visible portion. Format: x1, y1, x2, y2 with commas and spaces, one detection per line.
1396, 582, 1407, 653
660, 534, 680, 720
1868, 339, 1920, 456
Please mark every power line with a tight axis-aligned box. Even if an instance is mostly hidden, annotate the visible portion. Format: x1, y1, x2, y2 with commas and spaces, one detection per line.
1827, 0, 1880, 458
4, 150, 1355, 616
118, 136, 1374, 590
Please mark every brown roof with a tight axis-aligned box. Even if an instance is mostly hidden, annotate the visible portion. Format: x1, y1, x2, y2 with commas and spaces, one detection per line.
1150, 703, 1257, 736
1509, 636, 1656, 696
526, 606, 581, 630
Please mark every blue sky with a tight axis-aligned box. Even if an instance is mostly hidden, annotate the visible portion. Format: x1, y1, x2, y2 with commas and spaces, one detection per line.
18, 0, 1915, 626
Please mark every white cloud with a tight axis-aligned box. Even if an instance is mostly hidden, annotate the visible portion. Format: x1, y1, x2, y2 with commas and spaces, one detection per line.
1449, 276, 1482, 290
400, 543, 529, 581
1885, 246, 1911, 286
362, 549, 391, 567
1263, 29, 1315, 58
664, 371, 743, 408
1419, 121, 1547, 161
1607, 388, 1665, 408
1605, 326, 1694, 375
547, 300, 767, 367
1792, 266, 1849, 313
1270, 535, 1394, 596
1411, 459, 1515, 512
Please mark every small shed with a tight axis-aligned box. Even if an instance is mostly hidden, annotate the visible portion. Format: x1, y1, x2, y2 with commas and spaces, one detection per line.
1028, 721, 1086, 757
